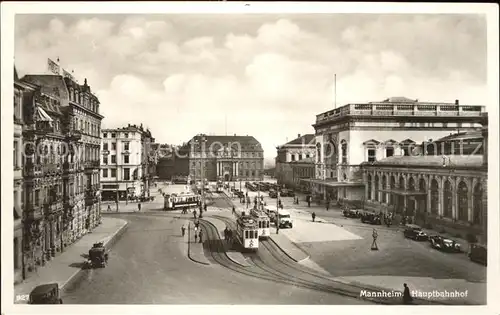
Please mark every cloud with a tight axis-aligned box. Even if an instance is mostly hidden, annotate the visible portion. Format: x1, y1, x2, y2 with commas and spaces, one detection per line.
15, 15, 488, 158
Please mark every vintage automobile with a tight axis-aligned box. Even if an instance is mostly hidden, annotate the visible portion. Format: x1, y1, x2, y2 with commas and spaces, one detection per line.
403, 224, 429, 241
29, 283, 63, 304
360, 212, 382, 225
269, 189, 278, 198
428, 235, 461, 252
86, 242, 109, 268
468, 244, 487, 265
343, 209, 361, 218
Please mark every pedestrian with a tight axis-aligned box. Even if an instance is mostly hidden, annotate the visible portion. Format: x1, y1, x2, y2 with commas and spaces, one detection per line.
194, 232, 198, 243
312, 212, 316, 222
307, 196, 311, 208
193, 210, 197, 219
107, 205, 111, 212
138, 203, 141, 212
181, 225, 186, 237
402, 283, 413, 304
204, 204, 207, 212
224, 227, 229, 241
232, 206, 236, 215
326, 201, 330, 211
199, 229, 203, 243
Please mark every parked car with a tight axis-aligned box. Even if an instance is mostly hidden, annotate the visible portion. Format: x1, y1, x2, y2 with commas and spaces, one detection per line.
343, 209, 361, 218
429, 235, 461, 252
468, 244, 487, 265
29, 283, 63, 304
269, 189, 278, 198
403, 225, 428, 241
360, 212, 382, 225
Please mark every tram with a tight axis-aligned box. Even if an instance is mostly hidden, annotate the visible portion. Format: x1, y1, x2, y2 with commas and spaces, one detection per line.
234, 214, 259, 251
250, 208, 270, 239
164, 192, 201, 210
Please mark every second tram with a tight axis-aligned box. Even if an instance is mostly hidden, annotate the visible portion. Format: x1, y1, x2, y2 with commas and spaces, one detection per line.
250, 208, 270, 239
235, 214, 259, 251
164, 192, 201, 210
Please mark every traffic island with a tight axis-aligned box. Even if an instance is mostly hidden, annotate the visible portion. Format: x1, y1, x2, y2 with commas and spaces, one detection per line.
187, 224, 210, 266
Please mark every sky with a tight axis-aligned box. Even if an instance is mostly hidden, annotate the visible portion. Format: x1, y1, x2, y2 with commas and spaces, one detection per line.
14, 14, 488, 163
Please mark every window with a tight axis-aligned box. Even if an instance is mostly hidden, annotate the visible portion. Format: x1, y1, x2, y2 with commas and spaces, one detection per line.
341, 140, 347, 163
443, 180, 452, 218
124, 133, 129, 138
13, 141, 18, 168
386, 147, 394, 158
124, 142, 129, 151
245, 231, 249, 239
103, 143, 108, 150
367, 175, 372, 200
306, 154, 310, 159
473, 183, 483, 225
111, 169, 117, 177
14, 238, 19, 269
111, 155, 116, 163
103, 156, 108, 164
111, 133, 116, 138
291, 155, 296, 161
124, 168, 130, 180
112, 142, 116, 150
103, 169, 108, 178
124, 155, 129, 164
457, 181, 468, 221
103, 132, 107, 138
367, 149, 376, 162
299, 155, 302, 160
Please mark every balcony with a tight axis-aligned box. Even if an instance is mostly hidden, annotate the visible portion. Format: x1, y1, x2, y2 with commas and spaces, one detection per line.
24, 204, 43, 221
84, 160, 100, 169
66, 130, 82, 141
63, 195, 75, 209
62, 161, 75, 173
42, 163, 62, 176
24, 162, 42, 178
85, 187, 98, 205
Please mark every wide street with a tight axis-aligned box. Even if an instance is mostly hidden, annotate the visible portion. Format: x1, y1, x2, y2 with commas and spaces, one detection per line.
62, 209, 366, 304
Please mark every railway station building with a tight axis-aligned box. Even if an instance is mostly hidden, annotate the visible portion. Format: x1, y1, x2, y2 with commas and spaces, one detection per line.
302, 97, 487, 207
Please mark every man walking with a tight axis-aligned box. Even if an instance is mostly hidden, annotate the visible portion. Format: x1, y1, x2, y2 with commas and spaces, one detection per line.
137, 203, 141, 212
181, 225, 186, 237
199, 229, 203, 243
402, 283, 413, 304
326, 200, 330, 211
312, 212, 316, 222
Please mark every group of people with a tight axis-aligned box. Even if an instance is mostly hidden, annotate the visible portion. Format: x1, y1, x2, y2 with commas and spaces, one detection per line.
180, 222, 203, 243
223, 226, 233, 244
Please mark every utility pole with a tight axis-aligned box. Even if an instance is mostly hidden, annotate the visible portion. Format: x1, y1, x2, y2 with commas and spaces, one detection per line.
276, 191, 280, 234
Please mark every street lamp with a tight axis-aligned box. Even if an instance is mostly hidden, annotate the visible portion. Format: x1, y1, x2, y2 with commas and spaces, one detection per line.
193, 135, 207, 209
276, 191, 280, 234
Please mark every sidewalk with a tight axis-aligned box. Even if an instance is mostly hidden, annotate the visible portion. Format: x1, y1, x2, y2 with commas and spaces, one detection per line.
187, 222, 210, 265
14, 217, 128, 301
204, 217, 250, 267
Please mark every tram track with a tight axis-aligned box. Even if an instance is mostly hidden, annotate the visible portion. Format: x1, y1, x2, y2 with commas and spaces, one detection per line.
209, 214, 455, 305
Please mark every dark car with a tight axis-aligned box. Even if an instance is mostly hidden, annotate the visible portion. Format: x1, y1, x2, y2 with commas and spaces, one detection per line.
403, 225, 428, 241
360, 212, 382, 225
269, 189, 278, 198
429, 235, 461, 252
343, 209, 360, 218
29, 283, 63, 304
468, 244, 487, 265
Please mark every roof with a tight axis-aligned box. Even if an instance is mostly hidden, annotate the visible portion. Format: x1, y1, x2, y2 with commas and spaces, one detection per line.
21, 75, 70, 107
283, 134, 315, 146
434, 130, 483, 142
30, 283, 58, 295
187, 134, 263, 151
367, 155, 484, 168
380, 96, 418, 103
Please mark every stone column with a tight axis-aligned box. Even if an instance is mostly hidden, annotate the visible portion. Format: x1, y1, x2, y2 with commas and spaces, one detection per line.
216, 162, 219, 177
481, 178, 487, 244
438, 184, 444, 217
364, 172, 369, 201
452, 179, 457, 220
467, 180, 474, 222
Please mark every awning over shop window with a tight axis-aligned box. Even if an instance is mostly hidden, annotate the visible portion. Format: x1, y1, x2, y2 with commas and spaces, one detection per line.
380, 188, 427, 196
36, 107, 54, 123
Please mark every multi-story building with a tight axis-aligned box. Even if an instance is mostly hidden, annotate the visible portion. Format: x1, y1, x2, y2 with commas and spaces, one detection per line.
141, 128, 156, 197
275, 134, 315, 189
100, 124, 152, 201
21, 74, 103, 244
361, 122, 488, 244
290, 158, 316, 191
306, 97, 486, 204
177, 134, 264, 183
14, 67, 30, 283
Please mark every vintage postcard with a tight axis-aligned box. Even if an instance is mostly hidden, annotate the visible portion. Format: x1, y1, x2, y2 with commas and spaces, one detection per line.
1, 2, 499, 315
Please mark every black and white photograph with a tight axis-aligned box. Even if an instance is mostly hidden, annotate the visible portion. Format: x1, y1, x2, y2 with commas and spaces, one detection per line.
2, 1, 499, 313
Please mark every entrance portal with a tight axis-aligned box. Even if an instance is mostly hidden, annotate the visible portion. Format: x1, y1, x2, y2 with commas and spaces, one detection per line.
224, 174, 230, 181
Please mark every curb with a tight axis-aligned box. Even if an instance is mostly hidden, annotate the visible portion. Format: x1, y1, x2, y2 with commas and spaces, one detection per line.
268, 236, 310, 263
59, 220, 129, 293
187, 224, 210, 266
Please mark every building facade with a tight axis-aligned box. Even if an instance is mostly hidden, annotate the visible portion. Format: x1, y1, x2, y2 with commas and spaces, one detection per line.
22, 74, 104, 244
275, 134, 315, 189
306, 97, 486, 204
361, 126, 488, 244
100, 124, 153, 201
290, 158, 316, 191
178, 134, 264, 182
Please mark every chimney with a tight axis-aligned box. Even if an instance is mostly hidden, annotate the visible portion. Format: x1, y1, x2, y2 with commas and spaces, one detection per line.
455, 99, 459, 105
298, 134, 301, 138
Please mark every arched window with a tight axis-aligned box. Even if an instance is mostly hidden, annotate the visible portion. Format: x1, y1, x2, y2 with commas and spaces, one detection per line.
75, 91, 79, 104
408, 177, 415, 191
443, 180, 453, 218
473, 183, 482, 225
399, 176, 405, 191
457, 181, 468, 221
374, 175, 379, 202
382, 175, 387, 203
341, 140, 347, 163
367, 174, 372, 200
70, 88, 74, 101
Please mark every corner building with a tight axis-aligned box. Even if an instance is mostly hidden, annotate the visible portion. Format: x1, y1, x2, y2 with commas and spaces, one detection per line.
275, 134, 315, 189
307, 97, 486, 204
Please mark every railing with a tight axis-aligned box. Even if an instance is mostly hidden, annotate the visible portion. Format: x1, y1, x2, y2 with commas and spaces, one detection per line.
66, 130, 82, 141
84, 160, 100, 169
316, 103, 486, 124
24, 162, 42, 177
42, 163, 61, 175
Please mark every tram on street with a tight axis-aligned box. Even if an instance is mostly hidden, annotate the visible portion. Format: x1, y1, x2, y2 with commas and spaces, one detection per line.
250, 208, 270, 239
235, 214, 259, 251
164, 192, 201, 210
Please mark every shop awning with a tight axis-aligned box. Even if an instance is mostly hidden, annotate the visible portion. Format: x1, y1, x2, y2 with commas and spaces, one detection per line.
36, 107, 53, 122
380, 188, 427, 196
299, 178, 365, 187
